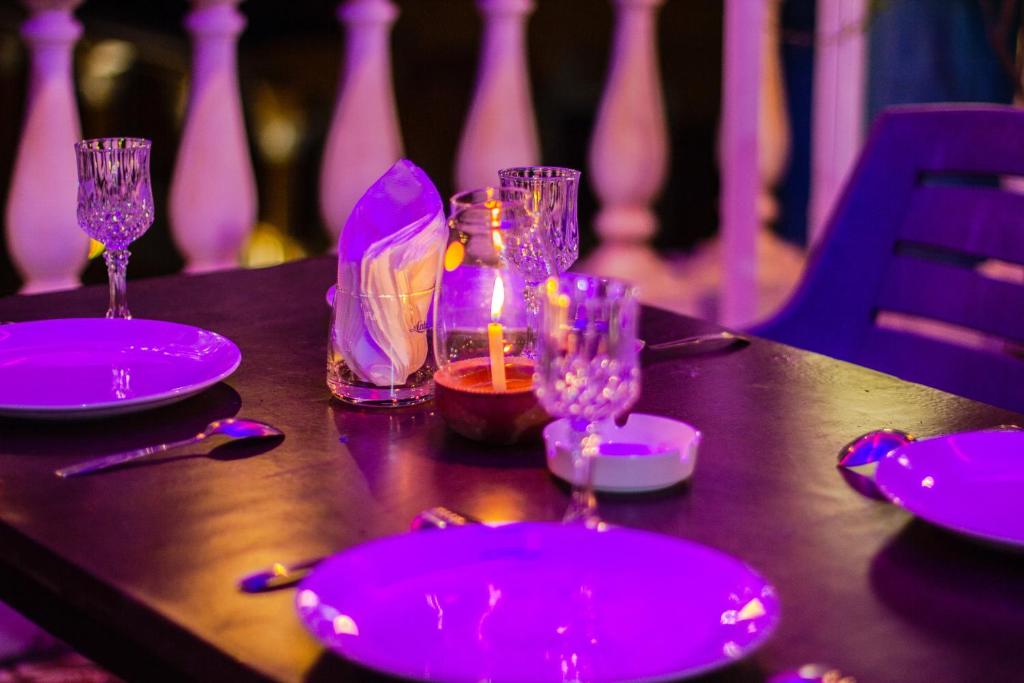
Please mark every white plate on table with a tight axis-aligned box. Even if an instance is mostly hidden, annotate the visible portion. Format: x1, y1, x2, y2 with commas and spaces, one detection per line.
296, 522, 779, 683
0, 318, 241, 419
876, 430, 1024, 547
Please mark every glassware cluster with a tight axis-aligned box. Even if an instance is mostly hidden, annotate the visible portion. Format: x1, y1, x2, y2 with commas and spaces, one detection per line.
75, 137, 154, 319
327, 164, 639, 523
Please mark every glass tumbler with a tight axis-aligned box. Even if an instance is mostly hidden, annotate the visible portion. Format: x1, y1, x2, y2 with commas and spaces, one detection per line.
327, 285, 436, 407
498, 166, 580, 273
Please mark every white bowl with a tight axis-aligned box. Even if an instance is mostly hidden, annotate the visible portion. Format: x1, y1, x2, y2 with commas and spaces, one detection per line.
544, 413, 700, 493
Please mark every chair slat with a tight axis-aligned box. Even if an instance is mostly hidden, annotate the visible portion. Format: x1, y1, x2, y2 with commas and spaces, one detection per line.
877, 254, 1024, 343
899, 185, 1024, 265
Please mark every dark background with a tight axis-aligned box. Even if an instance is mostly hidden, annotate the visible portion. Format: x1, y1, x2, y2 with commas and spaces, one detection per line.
0, 0, 726, 296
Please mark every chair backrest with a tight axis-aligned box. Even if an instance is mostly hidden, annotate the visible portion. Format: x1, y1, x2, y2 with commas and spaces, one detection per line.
753, 105, 1024, 413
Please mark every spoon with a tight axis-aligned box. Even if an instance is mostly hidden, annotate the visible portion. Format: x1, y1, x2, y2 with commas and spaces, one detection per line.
836, 428, 914, 501
238, 506, 482, 593
55, 418, 284, 478
836, 425, 1021, 501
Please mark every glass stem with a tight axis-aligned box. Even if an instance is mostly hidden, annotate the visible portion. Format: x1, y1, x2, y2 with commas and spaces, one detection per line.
563, 419, 601, 528
523, 285, 540, 357
104, 248, 131, 319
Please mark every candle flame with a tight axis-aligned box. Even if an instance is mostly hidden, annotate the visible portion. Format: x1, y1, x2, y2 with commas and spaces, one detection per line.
491, 228, 505, 254
491, 275, 505, 320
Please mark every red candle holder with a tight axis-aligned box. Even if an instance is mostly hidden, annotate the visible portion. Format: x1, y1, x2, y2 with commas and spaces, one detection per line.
433, 357, 549, 445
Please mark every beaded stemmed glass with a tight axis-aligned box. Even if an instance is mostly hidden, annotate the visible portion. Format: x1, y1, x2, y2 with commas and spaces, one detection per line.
75, 138, 154, 319
534, 273, 641, 527
498, 166, 580, 273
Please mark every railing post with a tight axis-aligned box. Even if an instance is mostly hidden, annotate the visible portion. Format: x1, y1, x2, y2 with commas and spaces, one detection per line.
454, 0, 539, 192
169, 0, 257, 273
580, 0, 688, 311
320, 0, 403, 244
719, 0, 764, 326
757, 0, 790, 227
809, 0, 867, 245
5, 0, 88, 294
588, 0, 668, 245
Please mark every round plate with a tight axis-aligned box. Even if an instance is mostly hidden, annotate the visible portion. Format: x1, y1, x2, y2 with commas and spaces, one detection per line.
0, 318, 241, 419
876, 430, 1024, 547
296, 522, 779, 683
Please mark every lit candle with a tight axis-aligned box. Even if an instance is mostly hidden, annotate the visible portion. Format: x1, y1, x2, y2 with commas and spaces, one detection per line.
487, 275, 507, 391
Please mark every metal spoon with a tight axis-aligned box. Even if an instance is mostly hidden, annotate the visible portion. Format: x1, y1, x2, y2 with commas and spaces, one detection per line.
836, 425, 1021, 501
54, 418, 283, 478
238, 506, 482, 593
836, 428, 914, 501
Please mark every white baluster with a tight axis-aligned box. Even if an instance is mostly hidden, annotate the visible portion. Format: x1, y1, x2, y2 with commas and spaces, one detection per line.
169, 0, 257, 273
588, 0, 668, 244
582, 0, 685, 312
758, 0, 789, 226
5, 0, 88, 294
751, 0, 804, 323
454, 0, 539, 192
719, 0, 764, 326
809, 0, 866, 245
320, 0, 403, 244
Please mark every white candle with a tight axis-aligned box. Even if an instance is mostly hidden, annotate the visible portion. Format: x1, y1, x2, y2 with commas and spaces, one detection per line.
488, 275, 507, 391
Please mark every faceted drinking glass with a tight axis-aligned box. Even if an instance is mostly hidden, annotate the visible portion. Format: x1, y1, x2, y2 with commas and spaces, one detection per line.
326, 285, 436, 407
498, 166, 580, 273
75, 137, 154, 319
534, 273, 640, 527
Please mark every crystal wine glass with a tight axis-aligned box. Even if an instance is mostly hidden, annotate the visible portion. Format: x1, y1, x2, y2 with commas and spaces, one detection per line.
534, 273, 640, 527
75, 138, 154, 319
498, 166, 580, 273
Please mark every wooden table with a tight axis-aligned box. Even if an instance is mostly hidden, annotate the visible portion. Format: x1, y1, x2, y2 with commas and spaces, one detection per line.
0, 257, 1022, 682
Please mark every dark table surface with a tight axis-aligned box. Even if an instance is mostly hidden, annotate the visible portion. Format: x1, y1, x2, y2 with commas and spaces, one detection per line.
0, 256, 1022, 683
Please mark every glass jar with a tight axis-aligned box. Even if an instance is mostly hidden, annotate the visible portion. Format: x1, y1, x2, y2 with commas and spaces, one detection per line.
432, 188, 549, 443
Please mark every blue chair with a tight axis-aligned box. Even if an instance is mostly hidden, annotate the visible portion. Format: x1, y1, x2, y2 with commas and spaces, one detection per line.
752, 105, 1024, 413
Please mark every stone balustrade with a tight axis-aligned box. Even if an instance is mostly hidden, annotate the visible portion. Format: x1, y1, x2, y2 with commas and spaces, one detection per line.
3, 1, 860, 325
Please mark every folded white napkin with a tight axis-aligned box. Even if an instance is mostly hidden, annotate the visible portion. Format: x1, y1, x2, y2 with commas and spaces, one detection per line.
335, 160, 446, 386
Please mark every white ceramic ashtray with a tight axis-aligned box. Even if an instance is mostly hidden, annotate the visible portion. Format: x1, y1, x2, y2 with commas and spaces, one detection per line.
544, 413, 701, 493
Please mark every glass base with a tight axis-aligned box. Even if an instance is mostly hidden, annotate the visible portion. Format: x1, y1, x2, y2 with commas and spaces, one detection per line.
327, 360, 434, 408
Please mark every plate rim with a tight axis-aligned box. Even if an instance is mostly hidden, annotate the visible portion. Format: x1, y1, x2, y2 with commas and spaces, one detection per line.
295, 521, 780, 683
0, 317, 241, 415
877, 430, 1024, 548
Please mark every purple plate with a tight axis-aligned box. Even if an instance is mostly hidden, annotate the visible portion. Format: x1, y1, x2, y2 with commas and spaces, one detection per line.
876, 430, 1024, 547
296, 522, 779, 682
0, 318, 241, 419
